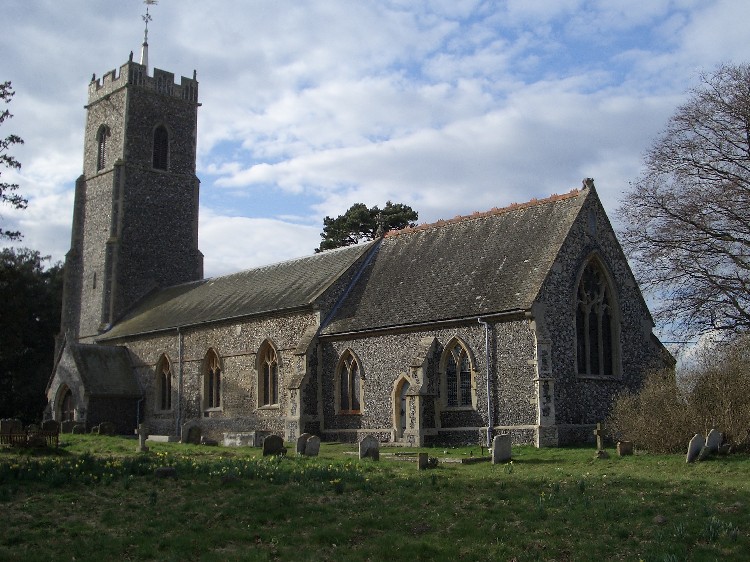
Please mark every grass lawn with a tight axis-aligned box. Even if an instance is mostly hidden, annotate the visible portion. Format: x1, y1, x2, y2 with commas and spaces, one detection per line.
1, 436, 748, 561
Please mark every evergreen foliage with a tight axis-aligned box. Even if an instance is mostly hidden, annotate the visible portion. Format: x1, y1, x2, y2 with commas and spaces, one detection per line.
0, 248, 63, 423
316, 201, 418, 252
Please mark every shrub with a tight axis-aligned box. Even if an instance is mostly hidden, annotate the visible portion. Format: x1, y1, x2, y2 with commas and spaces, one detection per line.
608, 336, 750, 452
607, 368, 692, 453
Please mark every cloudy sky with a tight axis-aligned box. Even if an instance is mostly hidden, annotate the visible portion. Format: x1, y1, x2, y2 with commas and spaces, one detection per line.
2, 0, 749, 290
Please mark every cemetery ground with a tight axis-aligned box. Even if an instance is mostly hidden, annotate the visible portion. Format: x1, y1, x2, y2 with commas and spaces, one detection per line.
1, 436, 748, 561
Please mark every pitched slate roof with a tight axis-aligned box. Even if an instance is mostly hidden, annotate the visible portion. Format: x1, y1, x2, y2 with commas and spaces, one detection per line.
69, 343, 141, 397
99, 241, 376, 340
321, 188, 589, 335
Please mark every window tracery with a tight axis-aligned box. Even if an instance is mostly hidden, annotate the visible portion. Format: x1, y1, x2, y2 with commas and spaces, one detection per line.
576, 259, 617, 377
258, 343, 279, 407
204, 349, 222, 409
338, 350, 362, 414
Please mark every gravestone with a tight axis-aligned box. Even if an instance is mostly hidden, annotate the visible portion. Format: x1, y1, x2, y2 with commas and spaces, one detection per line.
60, 420, 77, 434
41, 420, 60, 434
418, 452, 429, 470
358, 435, 379, 461
617, 441, 634, 456
98, 421, 116, 436
183, 424, 202, 445
593, 423, 609, 459
296, 432, 313, 455
262, 434, 286, 456
0, 419, 22, 434
686, 433, 705, 463
304, 435, 321, 457
137, 424, 149, 453
705, 429, 722, 454
223, 432, 258, 447
492, 434, 512, 464
201, 437, 219, 446
72, 423, 86, 434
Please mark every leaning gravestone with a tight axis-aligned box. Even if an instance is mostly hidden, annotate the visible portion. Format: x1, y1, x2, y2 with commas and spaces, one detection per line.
262, 434, 286, 456
705, 429, 722, 454
304, 435, 321, 457
418, 452, 429, 470
358, 435, 379, 460
492, 434, 512, 464
686, 433, 705, 463
296, 432, 312, 455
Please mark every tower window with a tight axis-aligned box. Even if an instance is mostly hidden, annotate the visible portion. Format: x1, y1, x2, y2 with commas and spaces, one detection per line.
153, 125, 169, 170
96, 126, 110, 171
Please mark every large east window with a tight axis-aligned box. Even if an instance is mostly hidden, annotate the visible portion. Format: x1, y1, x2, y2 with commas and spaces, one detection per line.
576, 259, 617, 377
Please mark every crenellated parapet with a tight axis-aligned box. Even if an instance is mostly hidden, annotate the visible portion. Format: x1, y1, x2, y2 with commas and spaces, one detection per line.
87, 60, 198, 105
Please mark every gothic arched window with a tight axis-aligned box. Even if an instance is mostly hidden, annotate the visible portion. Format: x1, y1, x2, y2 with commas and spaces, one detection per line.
442, 340, 474, 408
96, 125, 110, 171
152, 125, 169, 170
258, 342, 279, 407
156, 355, 172, 411
204, 348, 222, 410
337, 350, 362, 414
576, 259, 618, 377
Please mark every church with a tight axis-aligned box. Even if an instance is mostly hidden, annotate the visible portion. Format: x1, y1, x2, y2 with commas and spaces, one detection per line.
45, 46, 671, 448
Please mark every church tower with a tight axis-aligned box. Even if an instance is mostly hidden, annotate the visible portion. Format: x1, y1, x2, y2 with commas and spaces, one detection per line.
61, 31, 203, 341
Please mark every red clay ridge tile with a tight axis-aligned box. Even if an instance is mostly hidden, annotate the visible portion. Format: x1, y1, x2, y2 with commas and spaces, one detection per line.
385, 188, 582, 237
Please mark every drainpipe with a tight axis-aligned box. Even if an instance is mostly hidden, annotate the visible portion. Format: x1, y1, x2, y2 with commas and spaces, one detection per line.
176, 327, 184, 438
478, 318, 493, 448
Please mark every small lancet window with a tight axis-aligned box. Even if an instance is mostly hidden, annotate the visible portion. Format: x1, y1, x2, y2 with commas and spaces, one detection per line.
445, 342, 472, 408
153, 125, 169, 170
576, 260, 616, 377
96, 126, 110, 171
156, 355, 172, 411
338, 350, 362, 414
204, 349, 222, 409
259, 343, 279, 407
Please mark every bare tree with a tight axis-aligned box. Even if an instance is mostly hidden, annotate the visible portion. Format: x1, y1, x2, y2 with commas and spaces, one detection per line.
619, 63, 750, 339
1, 80, 27, 241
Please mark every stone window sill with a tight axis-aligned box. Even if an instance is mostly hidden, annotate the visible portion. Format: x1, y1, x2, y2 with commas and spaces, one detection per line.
338, 411, 362, 416
576, 374, 620, 381
258, 405, 279, 411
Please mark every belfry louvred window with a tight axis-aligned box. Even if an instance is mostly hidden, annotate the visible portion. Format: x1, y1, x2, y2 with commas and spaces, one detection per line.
153, 125, 168, 170
96, 126, 109, 171
576, 260, 616, 376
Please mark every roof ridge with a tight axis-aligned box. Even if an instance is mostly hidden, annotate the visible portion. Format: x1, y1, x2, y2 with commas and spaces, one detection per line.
384, 188, 582, 238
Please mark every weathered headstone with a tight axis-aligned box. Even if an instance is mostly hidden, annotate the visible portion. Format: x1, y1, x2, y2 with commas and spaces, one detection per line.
184, 425, 202, 445
137, 424, 149, 453
223, 432, 258, 447
418, 452, 429, 470
686, 433, 705, 463
705, 429, 722, 454
296, 432, 313, 455
262, 434, 286, 456
492, 434, 512, 464
72, 423, 86, 434
201, 437, 219, 446
617, 441, 634, 456
593, 423, 609, 459
154, 466, 177, 479
0, 419, 22, 435
98, 421, 116, 436
41, 420, 60, 434
304, 435, 321, 457
60, 420, 77, 434
358, 435, 379, 460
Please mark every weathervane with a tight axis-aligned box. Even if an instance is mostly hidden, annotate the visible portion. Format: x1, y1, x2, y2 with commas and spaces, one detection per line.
140, 0, 158, 71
